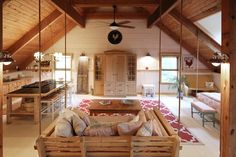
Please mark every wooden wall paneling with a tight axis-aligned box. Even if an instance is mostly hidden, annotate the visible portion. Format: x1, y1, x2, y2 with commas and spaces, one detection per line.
3, 0, 56, 49
51, 0, 85, 28
169, 9, 221, 52
157, 23, 215, 71
19, 19, 77, 70
86, 12, 148, 19
147, 0, 178, 28
73, 0, 158, 7
181, 0, 220, 20
7, 10, 62, 56
221, 0, 236, 157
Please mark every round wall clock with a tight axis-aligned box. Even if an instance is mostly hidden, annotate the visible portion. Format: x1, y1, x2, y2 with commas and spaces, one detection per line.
107, 30, 122, 44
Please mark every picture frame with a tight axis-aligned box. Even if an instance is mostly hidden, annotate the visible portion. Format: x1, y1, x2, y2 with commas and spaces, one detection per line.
182, 55, 196, 71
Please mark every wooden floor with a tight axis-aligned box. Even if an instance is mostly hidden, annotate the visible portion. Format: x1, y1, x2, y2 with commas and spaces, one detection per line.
3, 94, 219, 157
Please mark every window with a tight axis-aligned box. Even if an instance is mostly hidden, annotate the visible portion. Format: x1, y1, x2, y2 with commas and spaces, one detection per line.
54, 55, 72, 81
161, 56, 179, 83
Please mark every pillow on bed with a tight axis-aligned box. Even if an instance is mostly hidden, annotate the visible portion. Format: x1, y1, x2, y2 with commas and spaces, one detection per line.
136, 120, 153, 136
72, 108, 90, 126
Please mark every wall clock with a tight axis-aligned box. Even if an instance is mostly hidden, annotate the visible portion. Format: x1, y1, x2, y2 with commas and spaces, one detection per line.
107, 30, 122, 44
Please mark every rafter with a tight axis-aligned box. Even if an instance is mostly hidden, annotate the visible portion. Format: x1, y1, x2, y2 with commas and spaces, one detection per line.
7, 10, 62, 56
147, 0, 178, 28
51, 0, 85, 28
19, 21, 77, 70
73, 0, 159, 7
157, 23, 215, 71
86, 12, 148, 19
169, 9, 221, 52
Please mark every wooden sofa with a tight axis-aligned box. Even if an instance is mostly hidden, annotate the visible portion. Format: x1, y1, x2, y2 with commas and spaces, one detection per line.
35, 109, 180, 157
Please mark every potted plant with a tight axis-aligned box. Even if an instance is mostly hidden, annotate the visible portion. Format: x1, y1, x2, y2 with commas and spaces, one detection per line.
168, 76, 189, 99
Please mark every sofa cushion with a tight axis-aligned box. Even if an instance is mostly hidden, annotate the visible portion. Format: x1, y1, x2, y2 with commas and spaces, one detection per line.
55, 109, 87, 137
136, 120, 153, 136
72, 114, 87, 136
84, 123, 118, 136
117, 121, 142, 136
54, 117, 74, 137
72, 108, 91, 126
138, 110, 147, 123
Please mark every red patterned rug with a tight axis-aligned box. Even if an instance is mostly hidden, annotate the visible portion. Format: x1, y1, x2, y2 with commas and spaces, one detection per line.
78, 99, 200, 144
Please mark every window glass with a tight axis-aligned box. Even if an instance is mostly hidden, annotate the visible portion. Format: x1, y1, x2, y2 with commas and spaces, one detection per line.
161, 56, 178, 83
55, 56, 71, 69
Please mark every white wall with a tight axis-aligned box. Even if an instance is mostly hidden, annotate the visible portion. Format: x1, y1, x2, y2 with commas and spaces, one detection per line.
45, 19, 208, 94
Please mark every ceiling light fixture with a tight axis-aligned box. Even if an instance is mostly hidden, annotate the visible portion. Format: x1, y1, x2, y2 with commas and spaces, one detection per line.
146, 52, 151, 57
0, 51, 14, 65
34, 51, 44, 62
210, 52, 229, 67
80, 53, 87, 59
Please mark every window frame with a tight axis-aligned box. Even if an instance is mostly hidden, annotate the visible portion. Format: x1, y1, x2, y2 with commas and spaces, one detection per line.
160, 54, 180, 84
54, 54, 73, 82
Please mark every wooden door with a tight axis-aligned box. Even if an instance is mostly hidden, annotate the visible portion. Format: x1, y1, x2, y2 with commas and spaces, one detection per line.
77, 58, 89, 94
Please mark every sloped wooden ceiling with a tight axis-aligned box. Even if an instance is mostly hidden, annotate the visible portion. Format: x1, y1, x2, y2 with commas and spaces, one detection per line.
2, 0, 221, 71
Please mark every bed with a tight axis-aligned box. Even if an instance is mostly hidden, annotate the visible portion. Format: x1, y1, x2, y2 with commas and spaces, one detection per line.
196, 92, 221, 114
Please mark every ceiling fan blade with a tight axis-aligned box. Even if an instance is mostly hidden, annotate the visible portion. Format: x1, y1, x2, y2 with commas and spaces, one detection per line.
118, 25, 135, 29
117, 21, 131, 25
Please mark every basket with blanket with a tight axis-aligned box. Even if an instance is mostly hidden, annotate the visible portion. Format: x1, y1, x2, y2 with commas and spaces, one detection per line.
35, 108, 180, 157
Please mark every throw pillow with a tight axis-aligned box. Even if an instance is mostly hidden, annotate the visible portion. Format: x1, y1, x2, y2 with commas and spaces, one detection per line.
117, 121, 142, 136
84, 123, 118, 136
72, 108, 90, 126
72, 114, 87, 136
54, 117, 74, 137
136, 120, 153, 136
138, 110, 147, 123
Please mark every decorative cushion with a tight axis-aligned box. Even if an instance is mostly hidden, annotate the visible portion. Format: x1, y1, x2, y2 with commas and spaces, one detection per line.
72, 108, 91, 126
136, 120, 153, 136
72, 114, 87, 136
117, 121, 142, 136
84, 123, 118, 136
129, 115, 139, 123
54, 117, 74, 137
55, 109, 87, 137
152, 119, 163, 136
138, 110, 146, 123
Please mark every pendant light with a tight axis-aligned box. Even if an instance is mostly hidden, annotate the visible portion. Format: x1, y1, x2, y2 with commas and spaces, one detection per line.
0, 51, 14, 65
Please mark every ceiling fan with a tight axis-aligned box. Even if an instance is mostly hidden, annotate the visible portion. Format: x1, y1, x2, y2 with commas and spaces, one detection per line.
109, 5, 135, 29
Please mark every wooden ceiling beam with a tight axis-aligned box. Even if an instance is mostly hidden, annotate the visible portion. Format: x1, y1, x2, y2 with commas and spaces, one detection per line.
51, 0, 85, 28
147, 0, 178, 28
72, 0, 159, 7
170, 9, 222, 52
7, 10, 62, 56
157, 23, 216, 71
86, 12, 148, 19
19, 21, 77, 70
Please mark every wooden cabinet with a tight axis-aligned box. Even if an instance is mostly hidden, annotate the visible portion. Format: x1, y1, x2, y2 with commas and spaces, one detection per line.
94, 51, 136, 96
2, 77, 33, 105
94, 54, 105, 95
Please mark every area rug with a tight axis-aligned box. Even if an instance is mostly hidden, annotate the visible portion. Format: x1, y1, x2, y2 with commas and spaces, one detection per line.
78, 99, 200, 144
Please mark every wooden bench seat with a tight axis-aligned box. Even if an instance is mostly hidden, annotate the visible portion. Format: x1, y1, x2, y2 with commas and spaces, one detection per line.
191, 101, 216, 127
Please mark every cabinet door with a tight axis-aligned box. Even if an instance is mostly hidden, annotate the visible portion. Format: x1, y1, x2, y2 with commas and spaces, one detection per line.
126, 82, 136, 95
116, 55, 126, 82
94, 54, 104, 95
105, 55, 116, 82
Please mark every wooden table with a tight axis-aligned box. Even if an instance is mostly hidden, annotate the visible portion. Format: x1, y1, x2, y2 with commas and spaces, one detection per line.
6, 82, 65, 124
88, 99, 142, 116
